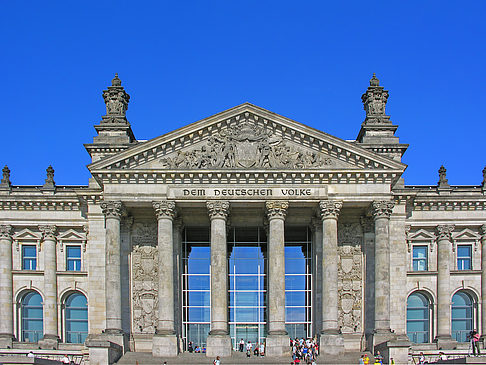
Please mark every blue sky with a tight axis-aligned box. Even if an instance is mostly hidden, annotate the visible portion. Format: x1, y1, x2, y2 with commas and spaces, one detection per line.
0, 1, 484, 186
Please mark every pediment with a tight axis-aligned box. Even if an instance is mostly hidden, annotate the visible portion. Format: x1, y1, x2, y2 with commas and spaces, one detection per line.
89, 103, 406, 184
57, 229, 86, 241
453, 228, 481, 241
13, 228, 41, 241
407, 229, 435, 241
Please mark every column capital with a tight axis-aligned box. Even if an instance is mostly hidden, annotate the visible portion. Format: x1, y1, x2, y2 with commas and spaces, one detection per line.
371, 200, 394, 219
480, 224, 486, 239
265, 200, 289, 220
100, 200, 126, 219
435, 224, 455, 241
207, 201, 230, 220
318, 200, 342, 220
153, 201, 177, 220
39, 225, 57, 241
0, 224, 13, 240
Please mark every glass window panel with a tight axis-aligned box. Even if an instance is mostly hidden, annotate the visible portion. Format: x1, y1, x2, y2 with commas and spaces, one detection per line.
286, 307, 306, 322
285, 259, 306, 274
22, 292, 43, 342
285, 275, 306, 290
188, 307, 210, 322
233, 228, 259, 243
457, 245, 471, 257
286, 291, 306, 307
187, 246, 210, 259
23, 245, 36, 257
285, 246, 305, 259
188, 291, 210, 306
188, 276, 210, 290
235, 292, 260, 306
284, 228, 308, 242
233, 259, 261, 274
413, 247, 427, 258
185, 228, 210, 243
231, 246, 260, 259
67, 246, 81, 258
188, 259, 210, 274
233, 308, 259, 322
24, 307, 43, 318
234, 276, 259, 290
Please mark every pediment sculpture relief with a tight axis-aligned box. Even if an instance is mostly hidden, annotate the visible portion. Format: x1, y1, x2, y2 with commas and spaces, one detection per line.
159, 117, 334, 169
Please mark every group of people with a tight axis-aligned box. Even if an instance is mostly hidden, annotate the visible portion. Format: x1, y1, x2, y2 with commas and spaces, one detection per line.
238, 338, 265, 357
187, 341, 206, 353
290, 337, 319, 364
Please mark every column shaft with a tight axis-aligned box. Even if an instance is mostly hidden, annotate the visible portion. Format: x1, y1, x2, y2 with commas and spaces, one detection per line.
100, 201, 124, 332
0, 225, 13, 344
436, 225, 454, 340
39, 225, 58, 340
268, 216, 286, 334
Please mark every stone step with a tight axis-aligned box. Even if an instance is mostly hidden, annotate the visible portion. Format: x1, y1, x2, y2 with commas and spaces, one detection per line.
115, 351, 365, 364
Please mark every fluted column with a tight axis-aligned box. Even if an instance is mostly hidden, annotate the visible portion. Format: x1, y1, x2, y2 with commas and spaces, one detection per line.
435, 224, 455, 346
152, 201, 179, 357
265, 201, 290, 357
100, 201, 125, 333
0, 225, 14, 348
39, 225, 59, 346
206, 201, 232, 357
481, 225, 486, 341
318, 200, 345, 354
371, 201, 393, 342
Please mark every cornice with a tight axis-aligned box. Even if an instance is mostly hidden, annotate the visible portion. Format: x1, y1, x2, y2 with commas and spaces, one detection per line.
0, 198, 81, 211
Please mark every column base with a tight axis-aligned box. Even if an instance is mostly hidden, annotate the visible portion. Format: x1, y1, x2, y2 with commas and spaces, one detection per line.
206, 333, 232, 358
152, 333, 179, 357
434, 335, 458, 350
319, 331, 345, 356
0, 333, 14, 349
38, 334, 60, 349
266, 333, 290, 357
86, 335, 123, 365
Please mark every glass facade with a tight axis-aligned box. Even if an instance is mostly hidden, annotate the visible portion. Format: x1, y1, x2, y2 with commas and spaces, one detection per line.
22, 245, 37, 270
66, 246, 82, 271
451, 291, 474, 342
65, 292, 88, 343
457, 245, 472, 271
21, 291, 43, 342
285, 228, 312, 339
406, 292, 430, 343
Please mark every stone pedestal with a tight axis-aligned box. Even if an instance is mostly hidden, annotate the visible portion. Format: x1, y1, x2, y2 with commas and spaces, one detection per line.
266, 334, 291, 357
375, 337, 411, 365
85, 335, 123, 365
319, 332, 345, 356
152, 334, 179, 357
0, 334, 14, 349
206, 334, 233, 357
38, 334, 60, 349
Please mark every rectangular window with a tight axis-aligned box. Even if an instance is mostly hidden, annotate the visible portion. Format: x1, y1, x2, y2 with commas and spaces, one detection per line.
412, 246, 428, 271
457, 245, 472, 270
22, 245, 37, 270
66, 246, 81, 271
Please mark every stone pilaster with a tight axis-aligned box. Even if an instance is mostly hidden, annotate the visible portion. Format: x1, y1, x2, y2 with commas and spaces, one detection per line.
0, 225, 14, 348
38, 225, 59, 348
361, 216, 375, 350
435, 224, 456, 348
265, 201, 290, 357
318, 200, 345, 355
481, 225, 486, 340
152, 201, 179, 357
371, 200, 394, 346
100, 201, 125, 334
206, 201, 232, 357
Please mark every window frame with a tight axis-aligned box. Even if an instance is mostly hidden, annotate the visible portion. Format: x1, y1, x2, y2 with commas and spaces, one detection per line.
63, 292, 88, 344
20, 291, 43, 343
456, 244, 472, 271
412, 245, 428, 272
66, 245, 82, 271
21, 244, 37, 271
406, 291, 432, 343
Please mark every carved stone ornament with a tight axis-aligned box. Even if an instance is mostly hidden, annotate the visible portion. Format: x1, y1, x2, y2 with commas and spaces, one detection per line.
435, 225, 455, 241
1, 165, 11, 186
0, 225, 13, 240
438, 165, 450, 188
361, 73, 389, 121
371, 201, 394, 219
103, 74, 130, 118
338, 222, 363, 246
131, 244, 158, 333
132, 222, 157, 246
265, 200, 289, 220
338, 244, 363, 333
207, 201, 230, 220
39, 225, 57, 241
100, 201, 125, 219
482, 167, 486, 187
159, 113, 334, 170
481, 225, 486, 239
319, 200, 343, 220
152, 201, 177, 220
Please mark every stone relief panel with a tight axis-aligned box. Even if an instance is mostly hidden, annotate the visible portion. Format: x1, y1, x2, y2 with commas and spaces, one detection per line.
337, 223, 363, 333
157, 113, 350, 170
131, 222, 158, 334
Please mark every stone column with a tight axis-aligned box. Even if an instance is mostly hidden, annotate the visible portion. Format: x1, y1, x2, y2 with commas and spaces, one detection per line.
265, 201, 290, 357
152, 201, 178, 357
100, 201, 125, 334
206, 201, 232, 357
319, 200, 345, 355
481, 225, 486, 343
0, 225, 14, 348
435, 224, 456, 348
371, 201, 394, 346
39, 225, 59, 348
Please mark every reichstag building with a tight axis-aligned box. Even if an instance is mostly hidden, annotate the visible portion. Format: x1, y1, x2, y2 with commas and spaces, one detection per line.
0, 74, 484, 364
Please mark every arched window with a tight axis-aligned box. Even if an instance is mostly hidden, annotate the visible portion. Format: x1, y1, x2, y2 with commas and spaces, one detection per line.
21, 291, 43, 342
65, 292, 88, 343
451, 291, 474, 342
407, 292, 430, 343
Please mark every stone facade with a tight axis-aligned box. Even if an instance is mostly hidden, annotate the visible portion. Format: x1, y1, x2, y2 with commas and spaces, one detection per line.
0, 74, 485, 364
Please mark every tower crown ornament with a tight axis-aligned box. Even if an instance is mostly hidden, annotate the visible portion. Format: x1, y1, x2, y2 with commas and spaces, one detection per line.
361, 73, 390, 122
102, 73, 131, 122
438, 165, 450, 189
0, 165, 11, 188
42, 165, 56, 191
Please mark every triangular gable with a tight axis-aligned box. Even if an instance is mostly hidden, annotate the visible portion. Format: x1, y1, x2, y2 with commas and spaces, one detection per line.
452, 228, 481, 241
13, 228, 42, 252
407, 229, 435, 241
88, 103, 406, 185
57, 229, 87, 252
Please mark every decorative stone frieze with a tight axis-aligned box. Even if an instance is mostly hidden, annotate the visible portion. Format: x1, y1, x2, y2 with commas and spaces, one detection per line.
371, 200, 394, 219
435, 225, 455, 242
152, 201, 176, 220
319, 200, 342, 220
0, 225, 13, 240
0, 199, 81, 211
100, 200, 125, 219
39, 225, 57, 241
265, 201, 289, 220
207, 201, 230, 220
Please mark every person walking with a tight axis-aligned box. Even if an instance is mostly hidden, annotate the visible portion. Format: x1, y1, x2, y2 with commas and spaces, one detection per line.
239, 338, 244, 352
472, 330, 481, 356
213, 355, 221, 365
246, 341, 252, 357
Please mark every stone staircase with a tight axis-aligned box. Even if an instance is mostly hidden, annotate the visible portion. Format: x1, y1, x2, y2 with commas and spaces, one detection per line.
115, 351, 366, 364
